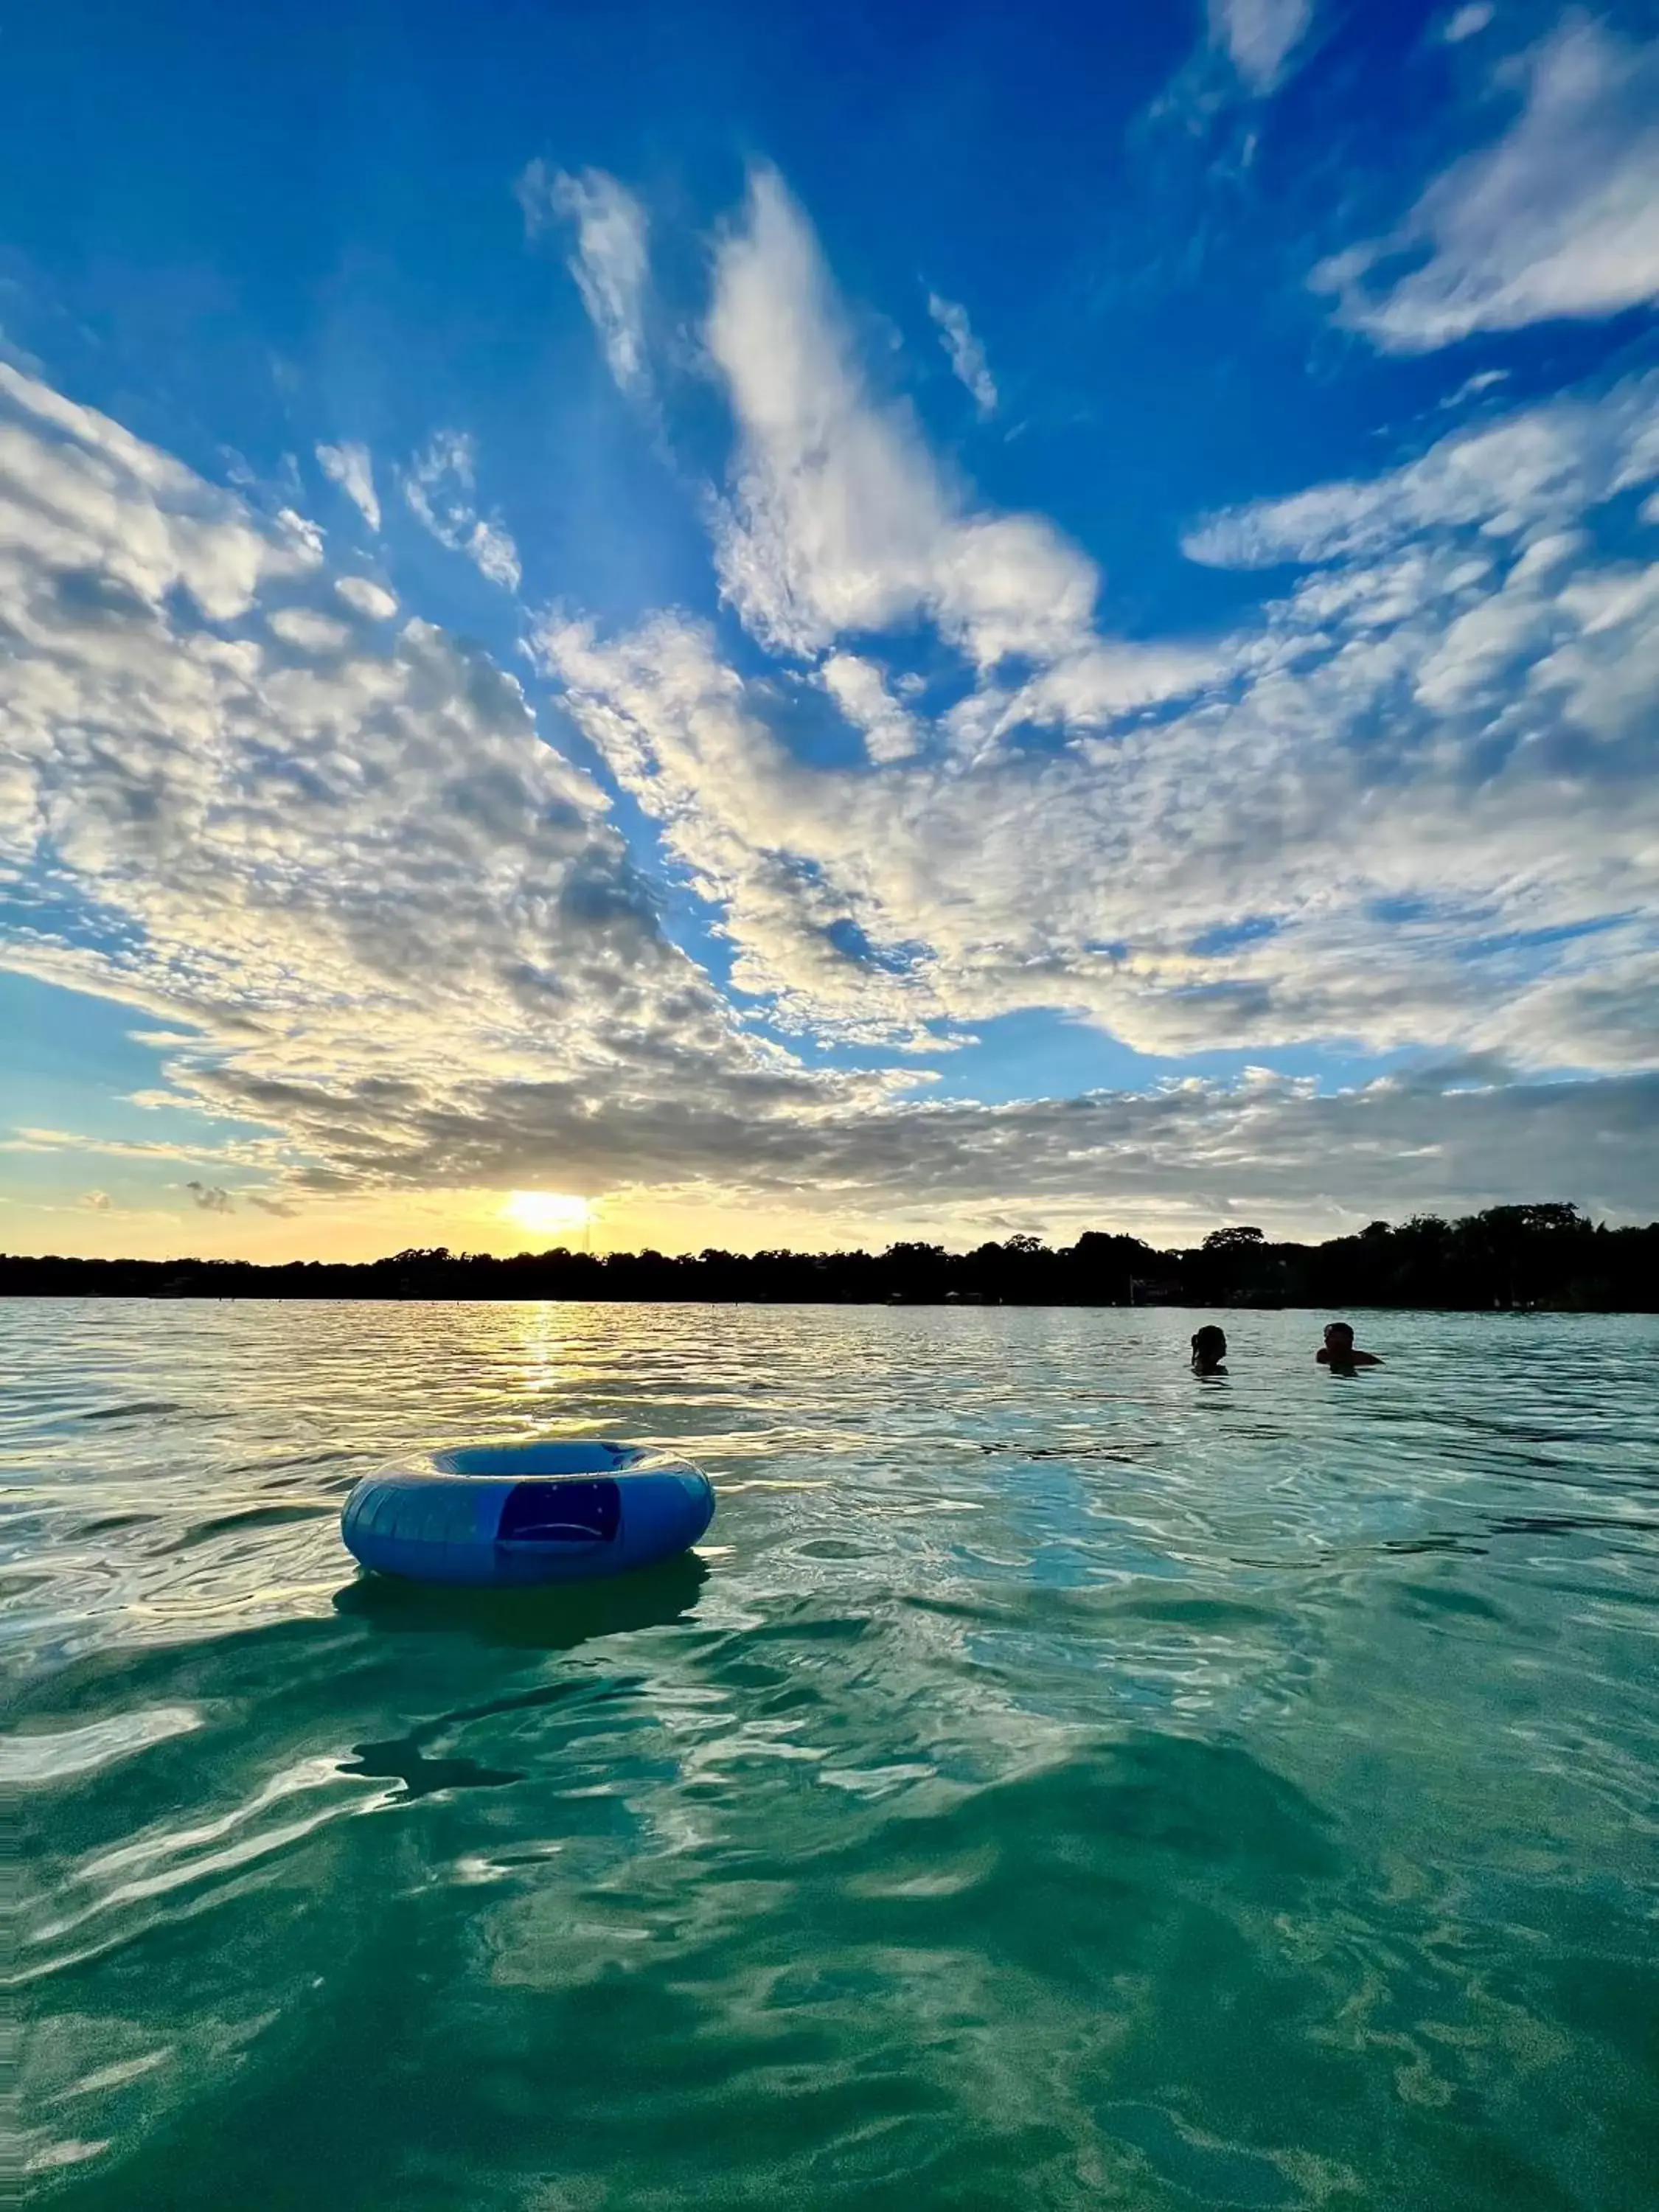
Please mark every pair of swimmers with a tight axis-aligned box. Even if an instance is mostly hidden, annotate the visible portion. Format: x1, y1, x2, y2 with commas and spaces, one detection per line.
1189, 1322, 1382, 1376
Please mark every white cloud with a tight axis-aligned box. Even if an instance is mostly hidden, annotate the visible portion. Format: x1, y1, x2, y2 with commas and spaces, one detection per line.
3, 363, 849, 1213
1183, 374, 1659, 566
6, 1127, 237, 1165
707, 167, 1098, 669
1443, 3, 1495, 43
315, 442, 380, 533
465, 516, 522, 591
403, 431, 522, 591
520, 161, 651, 396
926, 292, 997, 417
1441, 366, 1509, 408
1209, 0, 1315, 92
545, 173, 1647, 1089
268, 607, 352, 654
543, 610, 933, 1043
335, 576, 398, 620
0, 363, 316, 625
7, 289, 1658, 1234
699, 167, 1249, 779
1531, 558, 1659, 738
1313, 18, 1659, 349
80, 1190, 111, 1211
277, 507, 324, 560
543, 359, 1659, 1083
820, 653, 922, 764
979, 639, 1225, 741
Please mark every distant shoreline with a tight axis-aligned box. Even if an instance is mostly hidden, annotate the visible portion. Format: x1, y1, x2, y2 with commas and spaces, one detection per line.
4, 1205, 1655, 1312
1, 1293, 1652, 1314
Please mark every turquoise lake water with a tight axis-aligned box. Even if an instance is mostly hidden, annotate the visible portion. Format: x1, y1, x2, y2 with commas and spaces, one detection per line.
7, 1298, 1658, 2210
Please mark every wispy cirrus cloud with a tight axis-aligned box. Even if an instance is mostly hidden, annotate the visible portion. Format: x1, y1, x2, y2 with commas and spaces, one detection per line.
703, 170, 1233, 741
708, 167, 1099, 669
927, 292, 997, 417
1442, 2, 1495, 44
4, 1127, 251, 1165
402, 430, 521, 590
315, 441, 380, 532
1313, 15, 1659, 350
518, 161, 651, 397
1209, 0, 1315, 94
1182, 372, 1659, 566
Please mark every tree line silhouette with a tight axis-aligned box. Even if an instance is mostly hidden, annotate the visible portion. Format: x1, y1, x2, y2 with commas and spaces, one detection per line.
3, 1203, 1654, 1310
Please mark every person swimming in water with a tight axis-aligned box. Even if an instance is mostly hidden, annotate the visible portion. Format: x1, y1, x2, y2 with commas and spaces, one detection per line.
1191, 1324, 1228, 1374
1316, 1321, 1381, 1370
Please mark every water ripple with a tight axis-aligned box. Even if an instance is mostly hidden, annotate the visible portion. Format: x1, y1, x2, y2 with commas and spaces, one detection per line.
5, 1298, 1657, 2209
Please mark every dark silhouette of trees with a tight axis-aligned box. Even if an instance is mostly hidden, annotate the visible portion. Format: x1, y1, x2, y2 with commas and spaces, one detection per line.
1203, 1225, 1265, 1251
2, 1203, 1653, 1309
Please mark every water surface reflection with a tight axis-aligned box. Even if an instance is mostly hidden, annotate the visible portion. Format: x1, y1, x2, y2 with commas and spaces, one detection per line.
6, 1298, 1657, 2209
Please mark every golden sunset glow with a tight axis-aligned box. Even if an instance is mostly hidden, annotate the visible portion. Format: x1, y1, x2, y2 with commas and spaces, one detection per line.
502, 1189, 592, 1239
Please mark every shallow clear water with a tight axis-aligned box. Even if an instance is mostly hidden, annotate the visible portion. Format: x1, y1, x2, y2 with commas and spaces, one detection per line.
7, 1298, 1658, 2211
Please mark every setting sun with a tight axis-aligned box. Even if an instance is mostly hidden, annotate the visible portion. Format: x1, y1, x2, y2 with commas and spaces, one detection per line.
502, 1190, 591, 1239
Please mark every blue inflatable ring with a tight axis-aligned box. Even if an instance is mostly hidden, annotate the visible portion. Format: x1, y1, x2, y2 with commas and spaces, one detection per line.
341, 1440, 714, 1587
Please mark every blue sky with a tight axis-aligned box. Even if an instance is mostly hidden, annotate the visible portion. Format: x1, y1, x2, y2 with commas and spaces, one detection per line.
2, 0, 1656, 1256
